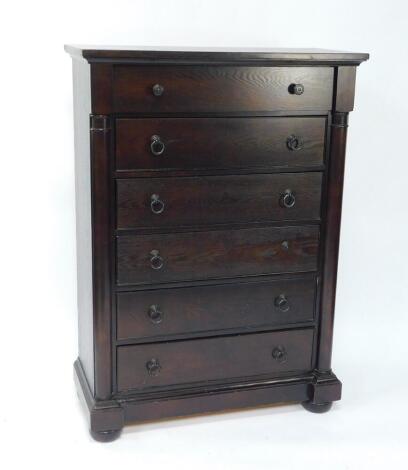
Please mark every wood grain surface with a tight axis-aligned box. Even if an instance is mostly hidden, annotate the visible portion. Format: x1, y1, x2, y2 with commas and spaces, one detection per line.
117, 328, 314, 391
115, 117, 326, 172
116, 225, 319, 286
117, 172, 323, 229
116, 276, 316, 341
113, 66, 333, 113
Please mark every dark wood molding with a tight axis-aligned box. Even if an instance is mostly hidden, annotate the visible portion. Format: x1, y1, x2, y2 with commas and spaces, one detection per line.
74, 356, 339, 430
90, 114, 113, 400
332, 112, 349, 128
122, 378, 311, 423
307, 369, 342, 404
74, 359, 124, 440
317, 112, 349, 372
65, 45, 369, 65
90, 115, 111, 131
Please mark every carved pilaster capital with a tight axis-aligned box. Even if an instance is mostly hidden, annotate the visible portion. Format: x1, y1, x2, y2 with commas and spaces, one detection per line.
332, 112, 349, 128
90, 114, 111, 132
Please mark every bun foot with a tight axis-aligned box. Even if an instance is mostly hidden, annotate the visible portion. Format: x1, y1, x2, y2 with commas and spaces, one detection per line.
90, 429, 122, 442
302, 401, 333, 413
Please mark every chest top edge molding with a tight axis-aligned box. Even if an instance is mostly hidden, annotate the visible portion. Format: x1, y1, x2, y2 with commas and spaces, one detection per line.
64, 45, 369, 65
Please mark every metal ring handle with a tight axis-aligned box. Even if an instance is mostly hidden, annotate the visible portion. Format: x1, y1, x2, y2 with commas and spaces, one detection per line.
150, 250, 164, 270
150, 194, 165, 214
146, 358, 161, 376
150, 135, 165, 156
286, 134, 304, 151
148, 305, 163, 324
274, 294, 290, 312
280, 189, 296, 209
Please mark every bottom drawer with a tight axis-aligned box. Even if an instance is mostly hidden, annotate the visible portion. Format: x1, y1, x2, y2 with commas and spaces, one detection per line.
117, 328, 314, 392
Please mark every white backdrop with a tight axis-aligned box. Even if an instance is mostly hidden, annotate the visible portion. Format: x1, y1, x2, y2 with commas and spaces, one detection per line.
1, 1, 407, 468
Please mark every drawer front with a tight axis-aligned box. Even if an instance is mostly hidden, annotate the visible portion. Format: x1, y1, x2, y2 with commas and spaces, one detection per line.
117, 173, 322, 230
117, 277, 316, 341
116, 225, 319, 286
117, 328, 314, 391
113, 66, 333, 113
115, 117, 326, 172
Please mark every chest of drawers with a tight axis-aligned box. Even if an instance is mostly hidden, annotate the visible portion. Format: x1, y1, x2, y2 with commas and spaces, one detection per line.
65, 46, 368, 441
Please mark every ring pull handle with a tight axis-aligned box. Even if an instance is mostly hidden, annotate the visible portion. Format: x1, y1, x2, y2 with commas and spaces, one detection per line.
150, 135, 165, 156
146, 358, 161, 376
150, 194, 165, 214
150, 250, 164, 270
272, 346, 287, 363
288, 83, 304, 95
280, 189, 296, 209
148, 305, 163, 324
274, 294, 290, 312
286, 134, 304, 151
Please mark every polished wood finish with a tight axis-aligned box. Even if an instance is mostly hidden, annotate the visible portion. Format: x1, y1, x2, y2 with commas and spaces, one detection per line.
317, 112, 349, 372
90, 64, 113, 115
117, 225, 319, 286
65, 45, 369, 65
115, 117, 326, 173
89, 115, 113, 400
117, 173, 323, 230
66, 46, 368, 440
74, 359, 124, 441
334, 67, 356, 112
113, 66, 334, 113
116, 275, 316, 342
117, 328, 314, 391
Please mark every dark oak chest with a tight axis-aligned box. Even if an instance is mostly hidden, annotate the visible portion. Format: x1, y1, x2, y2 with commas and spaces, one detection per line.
65, 46, 368, 441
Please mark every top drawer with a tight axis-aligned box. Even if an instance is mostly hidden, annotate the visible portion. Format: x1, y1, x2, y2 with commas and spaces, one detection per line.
113, 66, 334, 113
